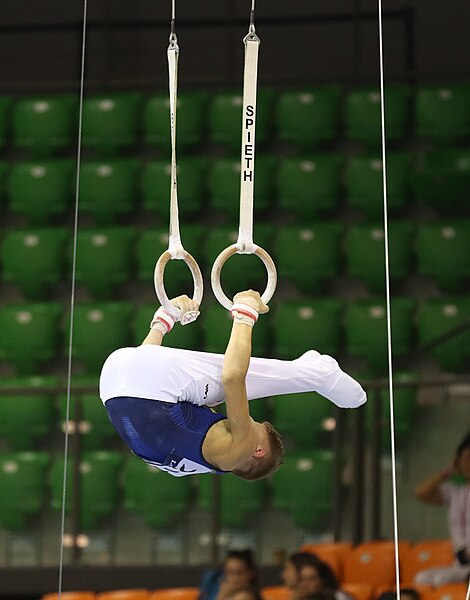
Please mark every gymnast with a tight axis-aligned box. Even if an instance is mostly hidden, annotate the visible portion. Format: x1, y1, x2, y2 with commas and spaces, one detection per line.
99, 290, 366, 479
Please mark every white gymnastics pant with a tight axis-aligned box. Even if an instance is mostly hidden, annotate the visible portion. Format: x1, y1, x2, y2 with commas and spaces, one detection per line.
100, 345, 367, 409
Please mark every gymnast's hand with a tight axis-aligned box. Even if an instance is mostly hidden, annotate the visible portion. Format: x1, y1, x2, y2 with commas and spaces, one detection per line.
233, 289, 269, 314
170, 294, 200, 325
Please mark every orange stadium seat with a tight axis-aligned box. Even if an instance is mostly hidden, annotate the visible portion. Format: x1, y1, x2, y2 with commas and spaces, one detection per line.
149, 588, 199, 600
431, 584, 469, 600
41, 593, 96, 600
400, 540, 454, 585
97, 591, 150, 600
343, 542, 399, 587
261, 586, 291, 600
300, 542, 353, 581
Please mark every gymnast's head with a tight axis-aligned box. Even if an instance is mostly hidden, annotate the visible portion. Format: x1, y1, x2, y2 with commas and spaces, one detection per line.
232, 421, 286, 481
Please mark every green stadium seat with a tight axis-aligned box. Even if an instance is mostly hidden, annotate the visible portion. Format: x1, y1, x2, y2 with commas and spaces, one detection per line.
0, 161, 8, 212
209, 88, 274, 152
50, 451, 122, 530
416, 220, 470, 291
215, 397, 270, 424
411, 149, 470, 214
8, 159, 74, 224
0, 451, 50, 531
142, 91, 208, 151
275, 86, 342, 149
272, 392, 336, 449
202, 303, 269, 356
141, 157, 207, 218
1, 227, 69, 299
0, 303, 62, 374
344, 151, 412, 216
272, 450, 334, 528
274, 223, 343, 294
273, 299, 344, 360
417, 298, 470, 372
208, 155, 276, 217
0, 376, 58, 450
79, 158, 140, 224
12, 94, 78, 155
136, 225, 204, 299
366, 371, 419, 449
59, 375, 115, 450
198, 473, 268, 529
344, 85, 410, 146
276, 154, 342, 218
249, 398, 271, 423
74, 227, 137, 298
204, 225, 273, 299
415, 83, 470, 143
123, 457, 191, 529
82, 92, 142, 154
70, 302, 134, 373
134, 303, 201, 351
0, 96, 12, 150
344, 220, 414, 292
345, 298, 415, 374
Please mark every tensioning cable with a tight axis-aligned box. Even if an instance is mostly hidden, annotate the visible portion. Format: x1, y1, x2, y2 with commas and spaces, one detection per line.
377, 0, 402, 594
153, 0, 203, 324
211, 0, 277, 309
57, 0, 88, 595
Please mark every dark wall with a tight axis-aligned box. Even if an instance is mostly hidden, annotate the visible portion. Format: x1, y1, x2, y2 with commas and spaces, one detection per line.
0, 0, 468, 92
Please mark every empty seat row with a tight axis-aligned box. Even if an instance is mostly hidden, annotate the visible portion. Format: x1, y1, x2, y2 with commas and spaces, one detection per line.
0, 449, 334, 531
1, 84, 470, 156
0, 298, 467, 375
1, 221, 469, 301
0, 149, 469, 223
41, 590, 200, 600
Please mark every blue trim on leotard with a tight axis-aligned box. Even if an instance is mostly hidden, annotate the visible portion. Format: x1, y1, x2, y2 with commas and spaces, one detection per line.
105, 396, 229, 475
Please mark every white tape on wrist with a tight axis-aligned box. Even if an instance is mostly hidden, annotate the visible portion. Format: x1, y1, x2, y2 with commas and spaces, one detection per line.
230, 302, 259, 327
150, 307, 175, 334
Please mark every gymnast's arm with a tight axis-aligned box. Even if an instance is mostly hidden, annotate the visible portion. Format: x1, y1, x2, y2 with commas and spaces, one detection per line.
141, 295, 199, 346
218, 320, 259, 466
141, 328, 164, 346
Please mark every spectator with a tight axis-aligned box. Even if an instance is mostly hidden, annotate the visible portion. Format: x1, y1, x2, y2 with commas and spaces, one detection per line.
199, 549, 263, 600
414, 431, 470, 586
297, 560, 351, 600
281, 553, 350, 600
282, 552, 319, 596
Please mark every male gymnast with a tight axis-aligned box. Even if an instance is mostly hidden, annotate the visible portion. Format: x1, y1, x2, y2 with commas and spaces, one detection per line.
99, 290, 367, 479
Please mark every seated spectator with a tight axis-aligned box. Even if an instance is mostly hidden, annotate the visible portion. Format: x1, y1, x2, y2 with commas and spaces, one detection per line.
282, 552, 320, 595
414, 432, 470, 586
281, 553, 350, 600
199, 549, 263, 600
297, 560, 351, 600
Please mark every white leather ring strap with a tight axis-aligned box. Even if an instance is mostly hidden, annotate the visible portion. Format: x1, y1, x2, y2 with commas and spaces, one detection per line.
210, 14, 277, 310
154, 250, 204, 321
211, 244, 277, 311
153, 14, 204, 321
